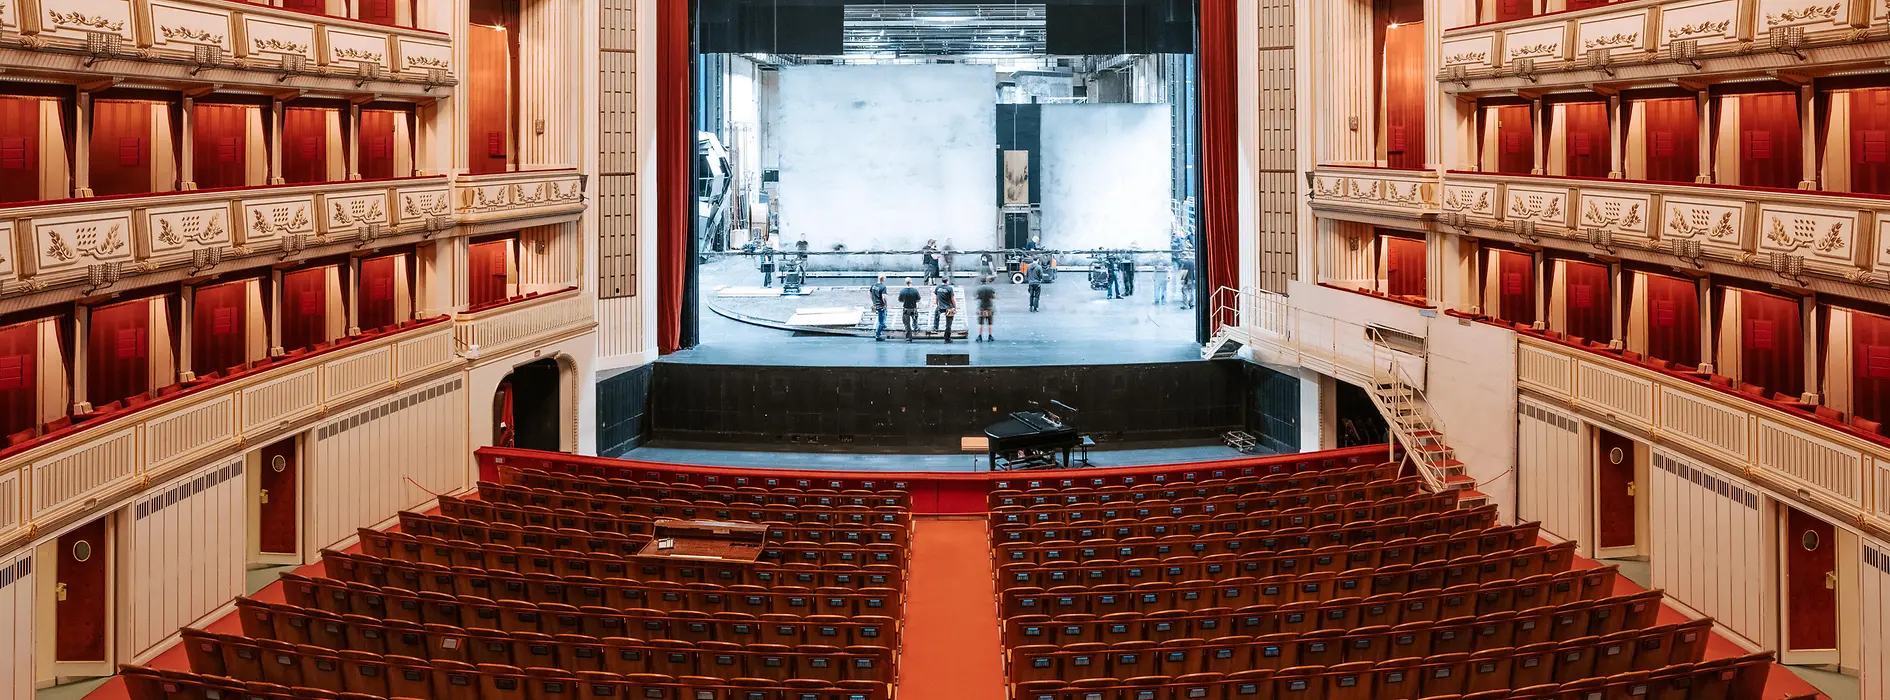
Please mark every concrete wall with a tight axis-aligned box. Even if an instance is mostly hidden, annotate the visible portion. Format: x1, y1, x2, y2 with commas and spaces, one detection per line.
776, 64, 996, 252
1040, 104, 1174, 251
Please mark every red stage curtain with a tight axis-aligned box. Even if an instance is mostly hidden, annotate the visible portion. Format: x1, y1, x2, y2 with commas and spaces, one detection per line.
1643, 273, 1700, 365
1495, 250, 1536, 326
1381, 22, 1426, 169
87, 299, 150, 407
1485, 0, 1533, 22
656, 0, 689, 353
191, 280, 248, 376
357, 109, 398, 180
1849, 88, 1890, 195
468, 238, 513, 306
1642, 97, 1699, 183
1494, 105, 1534, 174
0, 320, 37, 438
89, 100, 152, 197
192, 103, 247, 190
1382, 233, 1426, 299
281, 268, 329, 352
1200, 0, 1238, 331
1560, 101, 1611, 178
0, 97, 42, 204
280, 107, 329, 185
1741, 290, 1804, 397
358, 255, 400, 328
1850, 309, 1890, 426
1560, 259, 1612, 342
1738, 92, 1802, 189
466, 0, 517, 176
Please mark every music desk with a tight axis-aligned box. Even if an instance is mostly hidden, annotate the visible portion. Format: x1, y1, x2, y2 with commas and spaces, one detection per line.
636, 519, 770, 563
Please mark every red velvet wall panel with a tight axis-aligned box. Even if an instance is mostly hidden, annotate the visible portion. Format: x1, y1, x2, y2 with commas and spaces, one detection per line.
191, 280, 247, 376
0, 321, 38, 438
357, 256, 400, 329
86, 299, 149, 407
1737, 93, 1802, 189
466, 0, 518, 176
1740, 290, 1804, 397
280, 107, 329, 185
0, 97, 42, 204
1559, 259, 1612, 343
1560, 101, 1611, 178
1485, 0, 1533, 22
1495, 250, 1536, 326
89, 100, 153, 197
1641, 97, 1699, 184
192, 104, 248, 190
1642, 273, 1700, 366
1849, 88, 1890, 195
1382, 234, 1426, 299
467, 239, 512, 307
281, 268, 329, 352
1849, 309, 1890, 426
1493, 105, 1534, 174
357, 109, 399, 180
1381, 22, 1426, 169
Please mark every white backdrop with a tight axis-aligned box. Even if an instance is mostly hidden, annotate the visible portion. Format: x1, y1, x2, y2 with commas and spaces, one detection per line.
776, 64, 996, 251
1039, 103, 1173, 250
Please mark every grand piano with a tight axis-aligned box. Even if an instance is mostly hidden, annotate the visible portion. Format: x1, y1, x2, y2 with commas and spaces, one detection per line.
984, 410, 1079, 470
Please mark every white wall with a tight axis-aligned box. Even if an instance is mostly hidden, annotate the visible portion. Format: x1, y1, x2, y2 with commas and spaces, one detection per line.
776, 64, 996, 251
1423, 315, 1519, 519
306, 376, 469, 555
1039, 104, 1174, 251
0, 552, 31, 700
1863, 538, 1890, 700
1649, 447, 1776, 649
119, 459, 246, 662
1516, 398, 1590, 549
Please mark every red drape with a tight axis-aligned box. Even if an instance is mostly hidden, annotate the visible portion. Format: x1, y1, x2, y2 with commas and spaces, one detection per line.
192, 103, 248, 190
280, 107, 329, 185
1200, 0, 1238, 330
1848, 309, 1890, 427
1493, 105, 1533, 174
656, 0, 689, 353
1566, 0, 1615, 8
1560, 101, 1611, 178
1642, 273, 1700, 365
1559, 259, 1612, 343
89, 100, 154, 197
358, 256, 401, 329
191, 280, 248, 376
1495, 250, 1536, 326
87, 298, 150, 407
357, 0, 401, 25
1382, 233, 1426, 299
1641, 97, 1699, 184
0, 320, 38, 439
466, 0, 517, 176
1381, 22, 1426, 169
281, 268, 330, 352
468, 238, 513, 307
1485, 0, 1533, 22
0, 97, 42, 204
1848, 88, 1890, 195
1737, 92, 1802, 189
1739, 289, 1804, 397
280, 0, 321, 12
357, 109, 400, 180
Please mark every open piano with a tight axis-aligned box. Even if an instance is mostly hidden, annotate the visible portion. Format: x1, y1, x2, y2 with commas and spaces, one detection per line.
984, 410, 1078, 470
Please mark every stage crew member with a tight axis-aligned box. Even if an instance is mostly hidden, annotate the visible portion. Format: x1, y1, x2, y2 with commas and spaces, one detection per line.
921, 240, 941, 285
759, 244, 776, 287
870, 275, 889, 342
1027, 257, 1045, 312
975, 276, 998, 342
899, 280, 922, 342
932, 280, 957, 341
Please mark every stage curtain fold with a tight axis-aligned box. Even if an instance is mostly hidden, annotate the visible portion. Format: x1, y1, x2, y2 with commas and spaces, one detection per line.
1480, 107, 1501, 172
0, 320, 39, 438
1626, 272, 1649, 354
244, 279, 267, 362
1716, 289, 1742, 378
656, 0, 688, 353
1548, 259, 1568, 333
245, 106, 267, 185
1200, 0, 1238, 329
1825, 307, 1853, 414
1823, 91, 1852, 192
36, 318, 67, 426
149, 103, 176, 193
1480, 249, 1500, 315
191, 280, 249, 377
147, 298, 175, 390
1714, 96, 1741, 185
324, 265, 346, 339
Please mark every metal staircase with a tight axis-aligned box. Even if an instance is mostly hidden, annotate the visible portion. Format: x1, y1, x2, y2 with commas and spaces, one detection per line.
1365, 331, 1488, 508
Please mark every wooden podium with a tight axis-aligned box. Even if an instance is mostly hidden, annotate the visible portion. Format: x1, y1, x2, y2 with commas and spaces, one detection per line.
636, 519, 770, 562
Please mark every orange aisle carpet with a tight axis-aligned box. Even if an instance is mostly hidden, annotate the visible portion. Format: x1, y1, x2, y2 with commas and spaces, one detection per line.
895, 515, 1007, 700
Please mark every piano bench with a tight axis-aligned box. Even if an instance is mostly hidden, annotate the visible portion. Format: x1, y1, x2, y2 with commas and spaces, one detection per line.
961, 436, 991, 452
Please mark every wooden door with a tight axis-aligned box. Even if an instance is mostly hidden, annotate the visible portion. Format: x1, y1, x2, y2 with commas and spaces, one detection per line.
1783, 507, 1837, 655
466, 0, 517, 175
54, 517, 109, 663
191, 104, 248, 190
86, 298, 151, 408
0, 96, 43, 203
1560, 259, 1612, 344
357, 110, 398, 180
0, 320, 39, 439
1494, 105, 1534, 174
1739, 290, 1804, 398
1381, 22, 1426, 169
257, 437, 298, 555
1496, 250, 1537, 326
1595, 430, 1636, 551
1488, 0, 1533, 22
1849, 88, 1890, 195
1737, 93, 1802, 189
280, 108, 329, 185
191, 280, 248, 377
1382, 234, 1427, 299
1560, 101, 1611, 178
1641, 98, 1700, 184
89, 100, 153, 197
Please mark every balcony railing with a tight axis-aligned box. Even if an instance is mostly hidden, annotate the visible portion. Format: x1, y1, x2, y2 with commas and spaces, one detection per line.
11, 0, 454, 91
0, 317, 459, 550
1516, 335, 1890, 538
1307, 165, 1442, 219
452, 287, 592, 360
453, 170, 589, 229
1438, 0, 1888, 89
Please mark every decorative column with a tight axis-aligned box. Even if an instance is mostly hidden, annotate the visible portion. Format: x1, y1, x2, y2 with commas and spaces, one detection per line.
74, 94, 93, 197
179, 286, 196, 382
1696, 91, 1713, 184
1607, 94, 1623, 179
1799, 84, 1817, 190
1531, 97, 1545, 175
1697, 277, 1715, 373
181, 96, 197, 190
269, 100, 285, 185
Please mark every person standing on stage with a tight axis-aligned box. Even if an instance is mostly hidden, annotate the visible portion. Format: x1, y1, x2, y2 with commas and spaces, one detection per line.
932, 279, 957, 341
758, 243, 776, 287
870, 274, 889, 342
1178, 258, 1197, 309
974, 276, 998, 342
898, 280, 922, 342
1104, 251, 1121, 299
1119, 251, 1137, 297
1026, 256, 1045, 312
1152, 255, 1171, 306
941, 239, 956, 283
921, 240, 941, 285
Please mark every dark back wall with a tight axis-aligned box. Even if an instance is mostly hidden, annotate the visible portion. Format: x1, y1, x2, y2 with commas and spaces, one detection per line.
648, 360, 1254, 449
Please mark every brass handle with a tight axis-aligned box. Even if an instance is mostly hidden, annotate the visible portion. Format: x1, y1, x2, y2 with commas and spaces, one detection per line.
55, 582, 67, 601
1826, 570, 1837, 590
1626, 481, 1635, 497
260, 488, 269, 504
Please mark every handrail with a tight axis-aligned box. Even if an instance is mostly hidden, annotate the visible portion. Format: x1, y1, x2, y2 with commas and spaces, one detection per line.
1367, 327, 1450, 493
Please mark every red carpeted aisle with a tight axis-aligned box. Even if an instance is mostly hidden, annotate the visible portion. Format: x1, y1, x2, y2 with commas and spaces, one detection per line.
896, 516, 1007, 700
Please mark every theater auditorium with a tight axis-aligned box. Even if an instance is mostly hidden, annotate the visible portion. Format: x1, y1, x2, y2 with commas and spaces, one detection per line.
0, 1, 1881, 700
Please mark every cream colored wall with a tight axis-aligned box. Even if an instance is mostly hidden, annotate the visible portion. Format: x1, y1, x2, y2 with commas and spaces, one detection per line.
1517, 397, 1591, 548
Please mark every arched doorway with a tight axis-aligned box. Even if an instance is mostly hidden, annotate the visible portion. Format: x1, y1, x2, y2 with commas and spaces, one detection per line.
495, 358, 563, 451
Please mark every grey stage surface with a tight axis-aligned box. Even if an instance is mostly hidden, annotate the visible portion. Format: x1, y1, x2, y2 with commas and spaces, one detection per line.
619, 441, 1267, 473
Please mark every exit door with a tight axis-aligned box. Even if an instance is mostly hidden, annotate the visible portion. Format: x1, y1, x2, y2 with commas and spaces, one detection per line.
53, 517, 111, 673
1782, 507, 1837, 664
1595, 429, 1638, 555
257, 437, 298, 556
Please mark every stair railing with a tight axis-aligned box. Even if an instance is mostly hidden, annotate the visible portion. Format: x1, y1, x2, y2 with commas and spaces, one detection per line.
1366, 327, 1451, 493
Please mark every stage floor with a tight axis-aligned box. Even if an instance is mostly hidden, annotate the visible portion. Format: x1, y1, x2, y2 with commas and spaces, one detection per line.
620, 441, 1262, 471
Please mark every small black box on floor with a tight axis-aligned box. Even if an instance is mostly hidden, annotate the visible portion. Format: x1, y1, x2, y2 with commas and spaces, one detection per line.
926, 353, 971, 366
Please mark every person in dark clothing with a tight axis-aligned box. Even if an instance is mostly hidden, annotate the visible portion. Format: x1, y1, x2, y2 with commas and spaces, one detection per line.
974, 277, 997, 342
932, 281, 956, 342
920, 240, 941, 285
1119, 254, 1136, 297
898, 280, 922, 341
1104, 253, 1121, 299
1178, 259, 1197, 309
869, 274, 889, 341
1026, 257, 1044, 312
758, 245, 776, 287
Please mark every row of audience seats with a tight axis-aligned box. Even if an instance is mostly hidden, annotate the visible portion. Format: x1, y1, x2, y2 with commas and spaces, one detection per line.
356, 526, 906, 569
123, 663, 885, 700
407, 505, 910, 548
997, 540, 1577, 590
497, 466, 911, 509
474, 482, 911, 528
1001, 566, 1618, 619
986, 462, 1404, 510
993, 508, 1515, 565
988, 480, 1437, 527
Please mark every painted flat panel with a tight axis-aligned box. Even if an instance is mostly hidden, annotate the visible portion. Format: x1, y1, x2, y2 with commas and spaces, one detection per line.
1040, 104, 1173, 250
